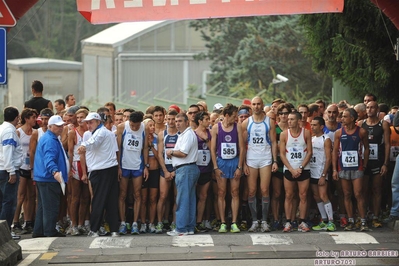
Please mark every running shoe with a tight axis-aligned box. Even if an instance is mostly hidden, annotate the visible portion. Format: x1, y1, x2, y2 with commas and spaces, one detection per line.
372, 219, 382, 228
131, 223, 140, 235
230, 223, 240, 233
78, 225, 89, 235
283, 222, 292, 232
155, 222, 164, 234
11, 232, 21, 240
239, 221, 248, 231
104, 222, 110, 233
271, 220, 281, 231
360, 222, 369, 232
12, 223, 23, 235
248, 221, 259, 232
298, 222, 310, 232
218, 223, 228, 233
119, 223, 127, 235
70, 226, 81, 236
355, 218, 362, 229
312, 221, 327, 231
344, 223, 355, 231
140, 223, 147, 234
167, 230, 187, 236
21, 224, 33, 235
340, 217, 348, 228
126, 223, 131, 233
212, 221, 221, 232
260, 221, 271, 232
195, 223, 208, 233
326, 221, 336, 232
204, 220, 212, 230
87, 231, 99, 237
111, 232, 120, 237
170, 222, 176, 231
98, 226, 108, 236
148, 223, 156, 233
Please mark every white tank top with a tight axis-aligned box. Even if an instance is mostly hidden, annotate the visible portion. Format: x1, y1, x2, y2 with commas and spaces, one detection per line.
246, 116, 272, 160
310, 134, 329, 179
73, 128, 83, 162
17, 128, 32, 170
37, 128, 45, 141
121, 121, 144, 170
284, 128, 309, 171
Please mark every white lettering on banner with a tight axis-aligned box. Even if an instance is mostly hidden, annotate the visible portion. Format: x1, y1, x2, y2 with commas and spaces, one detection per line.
153, 0, 178, 6
0, 12, 3, 18
92, 0, 115, 10
125, 0, 143, 7
91, 0, 265, 9
190, 0, 206, 4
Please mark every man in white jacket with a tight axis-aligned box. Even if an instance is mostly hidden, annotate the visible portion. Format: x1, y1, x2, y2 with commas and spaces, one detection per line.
0, 106, 23, 239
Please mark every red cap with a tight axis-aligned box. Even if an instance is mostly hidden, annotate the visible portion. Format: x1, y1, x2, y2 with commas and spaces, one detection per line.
169, 104, 180, 113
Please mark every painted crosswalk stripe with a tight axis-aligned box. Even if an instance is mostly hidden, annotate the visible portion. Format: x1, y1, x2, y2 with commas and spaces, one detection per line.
18, 237, 57, 253
249, 234, 293, 245
89, 237, 133, 248
18, 253, 41, 266
329, 232, 379, 244
172, 234, 214, 247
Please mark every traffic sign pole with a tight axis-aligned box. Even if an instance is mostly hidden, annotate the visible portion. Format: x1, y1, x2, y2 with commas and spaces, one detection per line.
0, 28, 6, 85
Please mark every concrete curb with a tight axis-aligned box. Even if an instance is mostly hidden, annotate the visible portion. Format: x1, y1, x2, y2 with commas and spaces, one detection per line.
0, 220, 22, 266
386, 220, 399, 231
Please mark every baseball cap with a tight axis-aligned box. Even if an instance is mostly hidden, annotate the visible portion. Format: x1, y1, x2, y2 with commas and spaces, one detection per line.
169, 104, 181, 113
82, 112, 101, 122
213, 103, 223, 111
393, 112, 399, 127
66, 105, 80, 115
48, 115, 66, 126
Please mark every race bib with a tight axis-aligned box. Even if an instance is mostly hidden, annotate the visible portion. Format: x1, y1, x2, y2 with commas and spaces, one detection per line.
390, 146, 399, 161
369, 143, 378, 160
310, 156, 316, 166
288, 146, 304, 164
342, 150, 358, 168
126, 133, 141, 151
221, 143, 237, 159
251, 136, 264, 146
197, 150, 211, 166
149, 143, 158, 156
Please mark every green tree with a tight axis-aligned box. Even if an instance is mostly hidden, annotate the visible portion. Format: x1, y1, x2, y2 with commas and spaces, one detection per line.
8, 0, 110, 61
300, 0, 399, 106
190, 16, 332, 103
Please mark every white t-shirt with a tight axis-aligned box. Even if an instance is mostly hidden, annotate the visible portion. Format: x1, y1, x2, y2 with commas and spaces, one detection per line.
172, 127, 198, 168
82, 125, 118, 172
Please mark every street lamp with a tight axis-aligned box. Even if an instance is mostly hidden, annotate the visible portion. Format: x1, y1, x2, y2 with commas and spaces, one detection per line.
272, 74, 289, 98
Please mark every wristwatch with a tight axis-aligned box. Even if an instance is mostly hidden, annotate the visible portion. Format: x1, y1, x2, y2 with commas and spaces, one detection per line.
299, 165, 303, 170
321, 173, 326, 177
145, 164, 150, 168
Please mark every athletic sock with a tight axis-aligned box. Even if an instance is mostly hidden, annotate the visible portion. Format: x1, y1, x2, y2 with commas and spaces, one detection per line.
262, 196, 270, 222
323, 201, 334, 221
248, 196, 257, 222
317, 201, 328, 221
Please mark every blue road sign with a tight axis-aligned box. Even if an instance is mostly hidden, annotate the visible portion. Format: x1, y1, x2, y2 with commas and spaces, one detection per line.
0, 28, 6, 84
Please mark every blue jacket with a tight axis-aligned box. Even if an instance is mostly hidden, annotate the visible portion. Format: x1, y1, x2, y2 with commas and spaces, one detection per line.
33, 130, 68, 183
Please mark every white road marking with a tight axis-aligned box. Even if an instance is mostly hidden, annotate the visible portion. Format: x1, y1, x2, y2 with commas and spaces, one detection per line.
172, 234, 214, 247
249, 234, 293, 245
18, 237, 57, 253
329, 232, 379, 244
18, 253, 41, 266
89, 237, 132, 248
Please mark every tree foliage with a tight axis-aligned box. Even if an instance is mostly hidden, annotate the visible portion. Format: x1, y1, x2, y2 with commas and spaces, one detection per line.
8, 0, 110, 61
301, 0, 399, 106
190, 16, 332, 104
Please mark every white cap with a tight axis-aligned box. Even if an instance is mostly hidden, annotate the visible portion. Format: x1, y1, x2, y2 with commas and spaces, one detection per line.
82, 112, 101, 122
213, 103, 223, 111
48, 115, 66, 126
